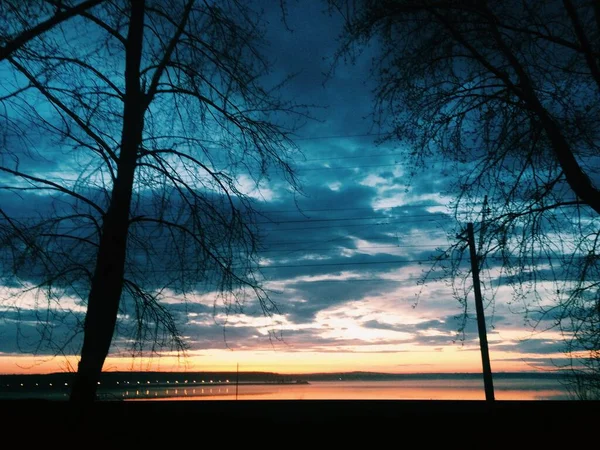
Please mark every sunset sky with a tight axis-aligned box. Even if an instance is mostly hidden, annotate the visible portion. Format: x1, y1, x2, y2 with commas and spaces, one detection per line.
0, 0, 573, 375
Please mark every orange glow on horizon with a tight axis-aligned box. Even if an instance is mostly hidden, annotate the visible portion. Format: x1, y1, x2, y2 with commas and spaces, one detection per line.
0, 347, 561, 375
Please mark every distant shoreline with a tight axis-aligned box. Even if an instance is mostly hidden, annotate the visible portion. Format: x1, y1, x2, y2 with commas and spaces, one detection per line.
0, 370, 568, 394
0, 370, 567, 378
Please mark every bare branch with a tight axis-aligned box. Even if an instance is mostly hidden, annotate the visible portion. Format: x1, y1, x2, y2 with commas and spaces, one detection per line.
0, 0, 104, 61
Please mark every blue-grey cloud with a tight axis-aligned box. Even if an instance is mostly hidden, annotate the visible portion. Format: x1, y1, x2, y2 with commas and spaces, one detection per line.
0, 308, 83, 355
280, 278, 399, 323
0, 0, 581, 368
492, 339, 567, 355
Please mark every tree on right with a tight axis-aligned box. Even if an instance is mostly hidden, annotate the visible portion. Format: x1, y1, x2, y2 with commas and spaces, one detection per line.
330, 0, 600, 398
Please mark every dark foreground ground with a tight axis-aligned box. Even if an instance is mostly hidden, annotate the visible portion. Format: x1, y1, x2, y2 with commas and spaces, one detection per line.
1, 400, 598, 443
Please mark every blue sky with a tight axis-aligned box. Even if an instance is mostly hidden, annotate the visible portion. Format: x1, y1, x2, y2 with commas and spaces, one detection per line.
0, 0, 579, 374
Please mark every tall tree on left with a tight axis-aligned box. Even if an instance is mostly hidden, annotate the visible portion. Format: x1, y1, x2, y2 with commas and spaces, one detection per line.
0, 0, 302, 405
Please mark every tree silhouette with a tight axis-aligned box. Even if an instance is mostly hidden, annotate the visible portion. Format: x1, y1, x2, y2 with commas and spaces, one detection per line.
0, 1, 106, 62
1, 0, 303, 404
330, 0, 600, 397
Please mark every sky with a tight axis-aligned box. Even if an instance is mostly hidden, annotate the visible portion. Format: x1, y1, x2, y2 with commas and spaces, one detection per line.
0, 0, 575, 375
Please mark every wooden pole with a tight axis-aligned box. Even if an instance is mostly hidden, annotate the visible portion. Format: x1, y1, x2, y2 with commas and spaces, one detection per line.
467, 222, 495, 402
235, 363, 239, 400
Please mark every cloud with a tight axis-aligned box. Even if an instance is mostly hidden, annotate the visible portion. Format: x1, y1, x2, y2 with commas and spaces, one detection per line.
492, 339, 567, 355
279, 278, 402, 323
0, 0, 580, 371
255, 0, 378, 138
0, 308, 83, 355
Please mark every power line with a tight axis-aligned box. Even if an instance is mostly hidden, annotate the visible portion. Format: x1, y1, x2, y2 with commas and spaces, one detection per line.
260, 218, 451, 232
90, 243, 446, 254
125, 232, 450, 247
144, 258, 443, 271
259, 203, 453, 214
291, 133, 381, 141
0, 214, 454, 229
256, 213, 447, 225
267, 275, 450, 287
0, 203, 455, 221
9, 259, 459, 278
295, 163, 401, 172
11, 252, 588, 278
258, 244, 443, 253
259, 236, 446, 245
300, 152, 404, 162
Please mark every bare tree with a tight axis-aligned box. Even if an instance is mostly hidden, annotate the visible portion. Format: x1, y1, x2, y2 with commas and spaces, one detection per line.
329, 0, 600, 397
0, 0, 105, 61
0, 0, 303, 404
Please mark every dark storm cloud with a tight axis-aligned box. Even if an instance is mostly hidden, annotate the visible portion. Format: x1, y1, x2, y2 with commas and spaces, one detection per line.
362, 320, 402, 332
524, 308, 569, 324
0, 308, 83, 355
0, 188, 101, 300
0, 113, 72, 175
491, 339, 567, 355
0, 303, 256, 356
255, 0, 378, 138
254, 0, 468, 201
412, 334, 477, 347
180, 322, 260, 351
362, 314, 508, 348
0, 181, 114, 221
487, 265, 585, 289
492, 357, 572, 370
260, 198, 452, 242
280, 278, 399, 322
362, 318, 441, 335
414, 315, 506, 334
126, 180, 450, 295
1, 0, 579, 366
398, 161, 470, 199
256, 183, 381, 229
1, 178, 448, 356
261, 250, 433, 282
176, 317, 326, 352
0, 0, 456, 339
251, 179, 453, 291
0, 321, 34, 354
0, 184, 275, 291
248, 0, 415, 207
163, 301, 213, 317
412, 319, 447, 331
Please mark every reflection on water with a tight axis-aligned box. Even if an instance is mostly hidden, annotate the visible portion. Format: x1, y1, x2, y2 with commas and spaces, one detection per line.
121, 386, 232, 399
119, 379, 570, 401
0, 378, 571, 401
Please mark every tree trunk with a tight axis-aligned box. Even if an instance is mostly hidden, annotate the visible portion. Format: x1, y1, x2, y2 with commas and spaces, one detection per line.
70, 0, 146, 405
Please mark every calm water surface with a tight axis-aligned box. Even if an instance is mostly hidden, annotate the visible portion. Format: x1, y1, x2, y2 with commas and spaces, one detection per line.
123, 379, 570, 401
0, 378, 571, 401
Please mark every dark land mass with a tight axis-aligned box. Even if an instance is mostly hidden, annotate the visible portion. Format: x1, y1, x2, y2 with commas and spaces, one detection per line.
296, 370, 567, 381
0, 398, 598, 443
0, 371, 597, 442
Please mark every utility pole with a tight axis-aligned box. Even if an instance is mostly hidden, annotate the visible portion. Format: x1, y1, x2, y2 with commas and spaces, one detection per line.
235, 363, 239, 400
467, 222, 495, 402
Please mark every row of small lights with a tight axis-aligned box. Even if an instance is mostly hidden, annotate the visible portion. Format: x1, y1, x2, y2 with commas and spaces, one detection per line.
114, 380, 230, 385
3, 379, 231, 388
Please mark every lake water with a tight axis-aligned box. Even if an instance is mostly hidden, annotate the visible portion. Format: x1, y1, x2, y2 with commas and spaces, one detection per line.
0, 377, 573, 401
119, 378, 571, 401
